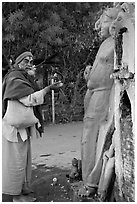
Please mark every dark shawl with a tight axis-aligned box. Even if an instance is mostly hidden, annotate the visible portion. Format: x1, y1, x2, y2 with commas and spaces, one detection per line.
2, 69, 44, 135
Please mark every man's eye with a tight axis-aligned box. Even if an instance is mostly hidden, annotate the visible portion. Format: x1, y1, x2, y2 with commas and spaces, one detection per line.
24, 59, 33, 64
24, 59, 29, 63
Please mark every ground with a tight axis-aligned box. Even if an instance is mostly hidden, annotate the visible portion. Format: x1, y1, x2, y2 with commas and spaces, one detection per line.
31, 121, 83, 202
31, 166, 72, 202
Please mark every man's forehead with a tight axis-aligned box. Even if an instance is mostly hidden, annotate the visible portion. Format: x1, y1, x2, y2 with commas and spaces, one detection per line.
24, 56, 33, 60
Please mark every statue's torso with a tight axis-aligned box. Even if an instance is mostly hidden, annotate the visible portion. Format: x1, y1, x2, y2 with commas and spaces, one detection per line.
87, 37, 114, 91
84, 37, 115, 117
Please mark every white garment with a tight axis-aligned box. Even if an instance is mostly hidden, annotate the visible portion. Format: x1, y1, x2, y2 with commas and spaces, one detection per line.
2, 89, 44, 142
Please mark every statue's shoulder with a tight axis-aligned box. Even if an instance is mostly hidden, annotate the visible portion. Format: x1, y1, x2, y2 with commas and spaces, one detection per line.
100, 37, 114, 50
96, 39, 114, 60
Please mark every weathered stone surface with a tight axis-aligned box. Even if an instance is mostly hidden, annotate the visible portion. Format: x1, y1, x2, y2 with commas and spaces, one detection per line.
69, 181, 100, 202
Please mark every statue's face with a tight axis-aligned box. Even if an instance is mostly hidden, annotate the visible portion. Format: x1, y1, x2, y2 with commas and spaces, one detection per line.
109, 11, 125, 37
98, 8, 121, 38
100, 13, 112, 37
18, 56, 36, 76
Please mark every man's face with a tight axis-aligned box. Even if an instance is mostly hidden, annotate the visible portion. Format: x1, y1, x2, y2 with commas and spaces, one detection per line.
18, 56, 36, 76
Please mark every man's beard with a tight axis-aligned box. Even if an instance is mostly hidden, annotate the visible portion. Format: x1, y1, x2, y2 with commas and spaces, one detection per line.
27, 69, 35, 76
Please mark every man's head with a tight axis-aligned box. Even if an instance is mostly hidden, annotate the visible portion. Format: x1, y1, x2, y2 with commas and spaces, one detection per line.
15, 51, 36, 76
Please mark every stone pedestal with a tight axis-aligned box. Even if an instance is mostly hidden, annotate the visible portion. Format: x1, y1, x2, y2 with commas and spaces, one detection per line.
69, 181, 100, 202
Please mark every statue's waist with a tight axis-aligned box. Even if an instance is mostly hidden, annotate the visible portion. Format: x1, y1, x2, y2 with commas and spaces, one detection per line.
87, 86, 112, 96
90, 87, 112, 92
84, 88, 111, 119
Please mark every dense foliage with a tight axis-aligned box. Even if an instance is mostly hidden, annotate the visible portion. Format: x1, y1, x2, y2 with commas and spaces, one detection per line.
2, 2, 113, 123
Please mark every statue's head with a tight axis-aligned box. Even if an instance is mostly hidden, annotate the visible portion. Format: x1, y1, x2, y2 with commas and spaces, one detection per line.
95, 7, 121, 38
109, 3, 135, 37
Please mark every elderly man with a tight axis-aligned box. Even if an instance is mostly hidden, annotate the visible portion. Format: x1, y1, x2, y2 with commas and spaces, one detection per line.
2, 51, 62, 202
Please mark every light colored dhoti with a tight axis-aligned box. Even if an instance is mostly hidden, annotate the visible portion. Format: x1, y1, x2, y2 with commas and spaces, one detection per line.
2, 134, 31, 195
81, 87, 114, 186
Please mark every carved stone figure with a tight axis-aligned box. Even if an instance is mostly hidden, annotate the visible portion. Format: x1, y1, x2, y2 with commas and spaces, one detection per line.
67, 158, 82, 182
109, 3, 135, 201
110, 2, 135, 136
95, 3, 135, 201
78, 7, 121, 198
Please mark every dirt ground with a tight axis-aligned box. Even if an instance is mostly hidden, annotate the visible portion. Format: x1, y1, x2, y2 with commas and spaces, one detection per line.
31, 165, 71, 202
31, 121, 83, 202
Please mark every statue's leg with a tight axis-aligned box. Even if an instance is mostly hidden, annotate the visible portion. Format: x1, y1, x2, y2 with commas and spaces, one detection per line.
79, 89, 114, 197
98, 157, 115, 201
86, 87, 115, 187
95, 116, 114, 163
81, 117, 100, 182
98, 143, 114, 194
86, 117, 114, 188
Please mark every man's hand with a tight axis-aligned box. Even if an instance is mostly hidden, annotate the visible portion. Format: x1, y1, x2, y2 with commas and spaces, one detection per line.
42, 81, 63, 96
50, 81, 63, 90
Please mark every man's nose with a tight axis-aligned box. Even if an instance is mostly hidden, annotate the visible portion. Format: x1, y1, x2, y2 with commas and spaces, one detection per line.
28, 61, 32, 66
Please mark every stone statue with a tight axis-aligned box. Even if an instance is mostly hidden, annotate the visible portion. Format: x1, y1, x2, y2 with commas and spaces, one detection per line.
67, 158, 82, 182
78, 6, 121, 198
109, 3, 135, 201
110, 2, 135, 136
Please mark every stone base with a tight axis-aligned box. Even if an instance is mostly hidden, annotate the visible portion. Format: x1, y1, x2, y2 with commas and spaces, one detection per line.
69, 181, 100, 202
